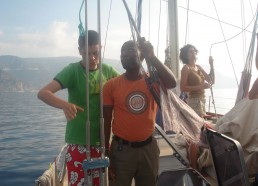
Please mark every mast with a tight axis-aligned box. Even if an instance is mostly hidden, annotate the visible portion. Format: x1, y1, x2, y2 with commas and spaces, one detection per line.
168, 0, 180, 79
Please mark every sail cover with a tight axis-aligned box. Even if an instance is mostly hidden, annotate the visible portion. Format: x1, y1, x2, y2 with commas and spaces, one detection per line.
160, 88, 208, 144
215, 98, 258, 176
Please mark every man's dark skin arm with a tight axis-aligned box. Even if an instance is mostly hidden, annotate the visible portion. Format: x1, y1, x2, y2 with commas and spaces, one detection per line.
147, 56, 177, 89
138, 38, 177, 89
104, 106, 113, 156
103, 106, 116, 180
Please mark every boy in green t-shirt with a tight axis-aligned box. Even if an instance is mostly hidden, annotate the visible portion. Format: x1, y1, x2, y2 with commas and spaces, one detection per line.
38, 30, 119, 186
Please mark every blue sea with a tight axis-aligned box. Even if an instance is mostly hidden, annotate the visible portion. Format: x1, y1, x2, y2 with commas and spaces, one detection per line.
0, 88, 237, 186
0, 91, 67, 186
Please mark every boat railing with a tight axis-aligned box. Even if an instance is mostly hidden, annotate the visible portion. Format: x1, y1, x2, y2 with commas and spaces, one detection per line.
206, 95, 236, 115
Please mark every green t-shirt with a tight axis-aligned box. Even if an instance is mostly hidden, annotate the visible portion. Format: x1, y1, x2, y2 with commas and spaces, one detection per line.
54, 62, 119, 145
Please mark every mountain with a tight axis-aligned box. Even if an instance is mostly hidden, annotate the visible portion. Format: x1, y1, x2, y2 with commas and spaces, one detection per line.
0, 55, 124, 92
0, 55, 235, 92
201, 64, 237, 89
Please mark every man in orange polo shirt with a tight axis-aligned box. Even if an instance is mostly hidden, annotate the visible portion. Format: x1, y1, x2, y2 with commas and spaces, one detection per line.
103, 39, 176, 186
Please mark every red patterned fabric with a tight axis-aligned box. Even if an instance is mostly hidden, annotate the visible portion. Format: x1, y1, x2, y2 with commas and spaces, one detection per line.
66, 144, 101, 186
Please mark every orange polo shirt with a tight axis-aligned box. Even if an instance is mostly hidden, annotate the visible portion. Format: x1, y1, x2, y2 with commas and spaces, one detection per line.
103, 75, 158, 142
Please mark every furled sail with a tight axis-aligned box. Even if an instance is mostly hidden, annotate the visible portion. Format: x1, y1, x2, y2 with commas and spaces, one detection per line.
235, 12, 258, 105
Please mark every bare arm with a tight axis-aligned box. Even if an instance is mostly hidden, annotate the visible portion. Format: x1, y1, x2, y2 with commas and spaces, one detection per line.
139, 38, 177, 89
147, 56, 177, 89
37, 80, 83, 121
38, 80, 64, 108
197, 56, 215, 85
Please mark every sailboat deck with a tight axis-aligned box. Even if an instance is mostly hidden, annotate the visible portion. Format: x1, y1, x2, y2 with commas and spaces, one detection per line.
35, 137, 218, 186
157, 135, 218, 186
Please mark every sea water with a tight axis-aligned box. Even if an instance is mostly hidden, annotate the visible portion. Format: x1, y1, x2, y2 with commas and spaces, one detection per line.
0, 89, 237, 186
205, 88, 238, 115
0, 91, 67, 186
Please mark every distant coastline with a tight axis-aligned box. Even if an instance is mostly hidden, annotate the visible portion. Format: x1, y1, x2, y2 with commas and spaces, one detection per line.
0, 55, 123, 92
0, 55, 236, 92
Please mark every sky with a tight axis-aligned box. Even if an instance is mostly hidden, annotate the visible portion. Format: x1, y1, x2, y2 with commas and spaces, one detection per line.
0, 0, 257, 88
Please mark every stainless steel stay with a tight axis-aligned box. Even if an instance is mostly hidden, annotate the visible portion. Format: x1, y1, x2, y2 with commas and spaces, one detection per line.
82, 1, 109, 186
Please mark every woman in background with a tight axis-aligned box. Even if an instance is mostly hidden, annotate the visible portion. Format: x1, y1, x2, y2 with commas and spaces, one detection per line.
180, 44, 215, 117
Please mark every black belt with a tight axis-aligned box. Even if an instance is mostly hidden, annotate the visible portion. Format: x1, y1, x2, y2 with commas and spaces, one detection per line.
113, 135, 152, 148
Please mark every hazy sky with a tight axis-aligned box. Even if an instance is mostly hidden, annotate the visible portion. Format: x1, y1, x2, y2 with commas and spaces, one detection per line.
0, 0, 257, 87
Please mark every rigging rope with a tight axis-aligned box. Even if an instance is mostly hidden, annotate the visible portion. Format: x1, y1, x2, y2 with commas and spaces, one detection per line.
211, 0, 239, 88
209, 81, 217, 116
136, 0, 160, 84
209, 14, 256, 52
240, 0, 247, 64
78, 2, 112, 184
122, 0, 144, 69
78, 0, 85, 36
156, 0, 162, 57
184, 0, 190, 45
235, 12, 258, 105
209, 11, 257, 107
165, 2, 169, 49
122, 0, 208, 145
179, 6, 253, 34
181, 0, 217, 115
101, 0, 113, 62
78, 0, 113, 62
122, 0, 162, 109
137, 0, 142, 33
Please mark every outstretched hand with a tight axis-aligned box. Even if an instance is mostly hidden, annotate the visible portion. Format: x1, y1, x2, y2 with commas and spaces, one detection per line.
75, 105, 84, 112
63, 102, 84, 121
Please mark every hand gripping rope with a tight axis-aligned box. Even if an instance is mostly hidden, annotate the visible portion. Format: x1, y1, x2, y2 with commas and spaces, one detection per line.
122, 0, 189, 167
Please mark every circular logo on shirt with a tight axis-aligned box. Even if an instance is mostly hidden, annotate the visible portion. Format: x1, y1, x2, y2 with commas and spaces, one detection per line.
126, 91, 148, 114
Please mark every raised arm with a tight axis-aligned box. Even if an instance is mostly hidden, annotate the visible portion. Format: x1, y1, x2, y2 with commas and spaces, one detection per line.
197, 56, 215, 85
139, 38, 177, 89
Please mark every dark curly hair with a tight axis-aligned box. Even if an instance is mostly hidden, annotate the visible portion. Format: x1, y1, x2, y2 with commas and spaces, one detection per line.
179, 44, 198, 64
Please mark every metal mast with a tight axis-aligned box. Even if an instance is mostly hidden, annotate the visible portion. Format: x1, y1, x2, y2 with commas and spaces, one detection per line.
168, 0, 180, 79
